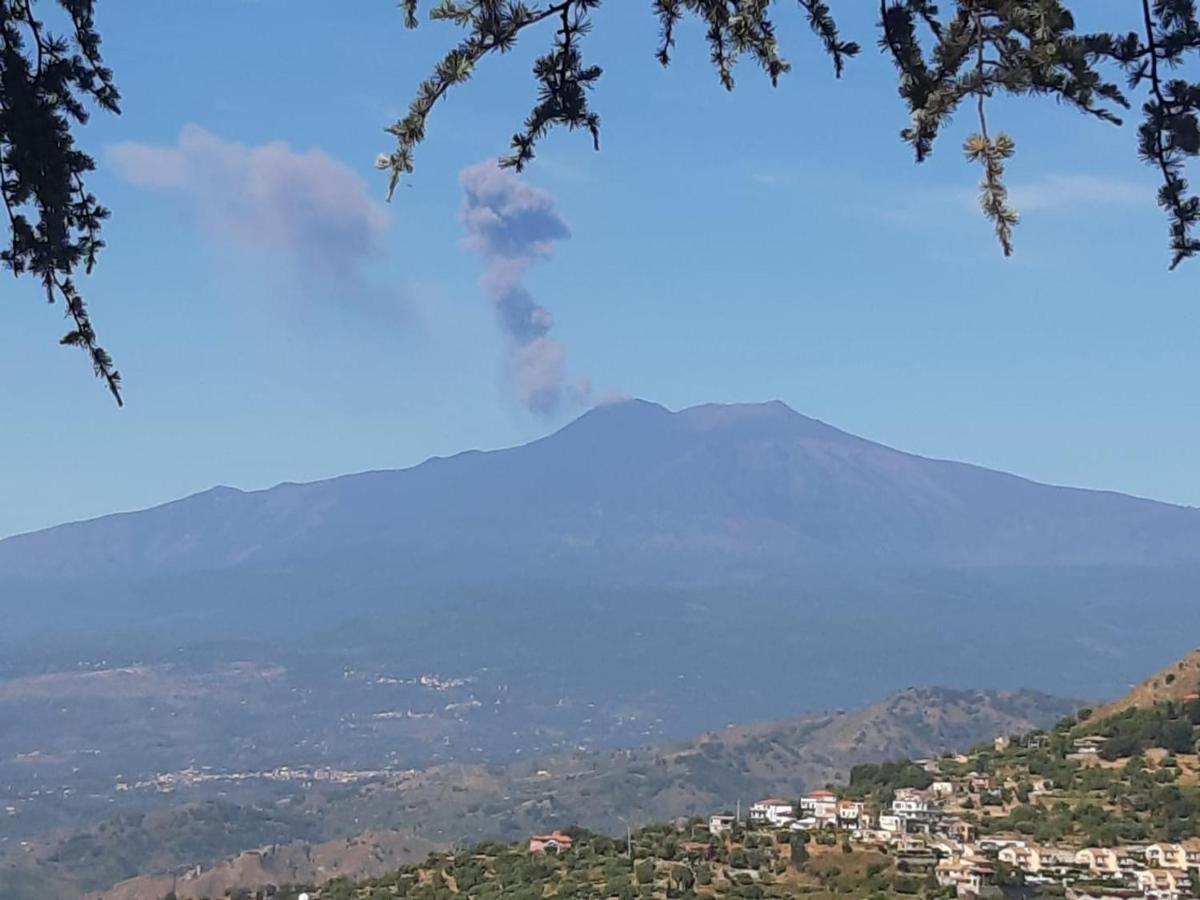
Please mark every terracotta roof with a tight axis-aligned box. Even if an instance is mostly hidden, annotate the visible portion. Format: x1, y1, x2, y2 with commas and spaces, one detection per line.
531, 832, 574, 843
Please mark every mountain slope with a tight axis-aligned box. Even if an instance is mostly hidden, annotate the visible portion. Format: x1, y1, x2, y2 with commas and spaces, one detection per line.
3, 400, 1200, 588
86, 831, 443, 900
1095, 646, 1200, 719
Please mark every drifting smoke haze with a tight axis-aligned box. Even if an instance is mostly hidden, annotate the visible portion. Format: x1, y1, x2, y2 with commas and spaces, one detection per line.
110, 125, 389, 293
459, 160, 592, 416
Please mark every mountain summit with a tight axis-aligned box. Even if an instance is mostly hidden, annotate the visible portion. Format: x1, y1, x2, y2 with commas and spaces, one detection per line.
3, 399, 1200, 586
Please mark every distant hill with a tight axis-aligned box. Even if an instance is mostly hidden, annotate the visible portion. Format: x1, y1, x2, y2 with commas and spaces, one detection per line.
3, 400, 1200, 590
86, 831, 442, 900
393, 685, 1078, 842
0, 800, 321, 898
1095, 646, 1200, 719
1, 685, 1073, 900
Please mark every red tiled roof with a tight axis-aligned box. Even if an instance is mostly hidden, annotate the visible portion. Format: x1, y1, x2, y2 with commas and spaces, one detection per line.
531, 832, 574, 843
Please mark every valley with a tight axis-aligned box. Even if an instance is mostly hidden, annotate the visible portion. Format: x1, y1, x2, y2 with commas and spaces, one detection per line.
3, 573, 1185, 850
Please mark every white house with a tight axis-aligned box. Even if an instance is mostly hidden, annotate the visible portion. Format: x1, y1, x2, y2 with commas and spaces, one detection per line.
1075, 848, 1121, 876
936, 858, 994, 895
789, 816, 820, 832
892, 789, 931, 817
749, 798, 795, 827
837, 799, 869, 828
1071, 736, 1108, 757
1146, 844, 1188, 870
1137, 868, 1191, 898
799, 789, 838, 825
966, 773, 995, 793
999, 845, 1060, 874
708, 814, 737, 834
931, 780, 956, 798
1029, 777, 1054, 795
943, 818, 976, 844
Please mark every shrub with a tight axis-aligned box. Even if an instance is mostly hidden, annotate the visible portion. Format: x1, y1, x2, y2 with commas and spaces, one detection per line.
635, 860, 656, 885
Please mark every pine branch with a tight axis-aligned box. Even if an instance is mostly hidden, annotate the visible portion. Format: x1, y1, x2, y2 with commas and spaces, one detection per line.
966, 4, 1017, 256
798, 0, 859, 77
392, 1, 1199, 267
1138, 0, 1200, 268
390, 0, 856, 185
1, 0, 122, 403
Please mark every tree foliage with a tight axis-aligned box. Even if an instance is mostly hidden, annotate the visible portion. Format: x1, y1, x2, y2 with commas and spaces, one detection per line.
389, 1, 1200, 267
1, 0, 121, 403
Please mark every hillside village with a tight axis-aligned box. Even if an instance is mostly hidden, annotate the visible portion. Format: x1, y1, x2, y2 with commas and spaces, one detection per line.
727, 724, 1200, 900
245, 655, 1200, 900
703, 692, 1200, 900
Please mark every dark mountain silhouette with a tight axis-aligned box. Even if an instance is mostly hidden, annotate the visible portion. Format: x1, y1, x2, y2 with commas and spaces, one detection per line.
3, 399, 1199, 585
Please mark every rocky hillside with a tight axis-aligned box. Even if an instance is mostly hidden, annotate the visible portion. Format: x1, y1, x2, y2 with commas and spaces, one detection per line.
1096, 646, 1200, 719
87, 831, 441, 900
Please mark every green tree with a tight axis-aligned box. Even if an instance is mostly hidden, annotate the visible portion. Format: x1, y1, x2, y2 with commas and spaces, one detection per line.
1186, 699, 1200, 725
994, 861, 1025, 887
672, 864, 695, 892
1163, 719, 1196, 754
635, 859, 656, 885
789, 835, 809, 870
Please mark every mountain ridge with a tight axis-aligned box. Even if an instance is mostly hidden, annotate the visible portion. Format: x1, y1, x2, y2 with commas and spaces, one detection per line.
3, 399, 1200, 589
10, 398, 1195, 539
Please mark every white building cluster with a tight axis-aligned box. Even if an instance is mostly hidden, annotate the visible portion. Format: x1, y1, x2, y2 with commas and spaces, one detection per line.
710, 762, 1200, 900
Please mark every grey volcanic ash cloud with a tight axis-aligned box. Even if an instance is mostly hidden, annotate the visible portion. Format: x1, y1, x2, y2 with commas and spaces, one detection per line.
458, 160, 592, 417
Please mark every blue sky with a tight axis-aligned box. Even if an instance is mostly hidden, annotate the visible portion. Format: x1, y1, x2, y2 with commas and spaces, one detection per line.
1, 1, 1196, 539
